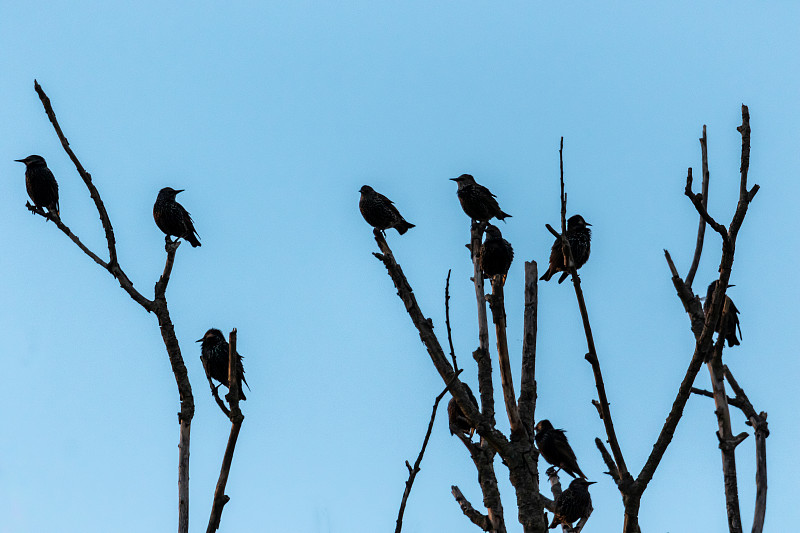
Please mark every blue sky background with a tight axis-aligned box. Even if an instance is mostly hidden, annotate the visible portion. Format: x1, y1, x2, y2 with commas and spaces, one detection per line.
2, 2, 798, 532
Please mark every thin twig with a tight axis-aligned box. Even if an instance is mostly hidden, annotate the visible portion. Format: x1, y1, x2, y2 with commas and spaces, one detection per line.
690, 387, 745, 410
395, 378, 456, 533
445, 269, 458, 372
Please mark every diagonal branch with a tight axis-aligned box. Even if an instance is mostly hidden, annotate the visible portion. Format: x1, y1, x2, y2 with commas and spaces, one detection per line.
34, 80, 119, 269
371, 229, 509, 454
395, 379, 455, 533
452, 486, 493, 531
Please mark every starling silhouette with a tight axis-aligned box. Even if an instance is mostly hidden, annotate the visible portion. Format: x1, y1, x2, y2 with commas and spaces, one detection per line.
540, 214, 591, 284
450, 174, 511, 222
16, 155, 59, 217
548, 479, 595, 529
197, 328, 249, 401
481, 224, 514, 282
534, 419, 587, 479
704, 280, 741, 349
359, 185, 415, 235
448, 383, 480, 437
153, 187, 201, 247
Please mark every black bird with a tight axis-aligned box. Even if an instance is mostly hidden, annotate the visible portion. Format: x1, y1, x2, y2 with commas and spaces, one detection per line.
197, 328, 249, 401
450, 174, 511, 222
448, 384, 480, 437
704, 280, 742, 348
534, 419, 587, 479
549, 479, 595, 529
540, 214, 591, 284
481, 224, 514, 282
16, 155, 59, 216
358, 185, 415, 235
153, 187, 201, 247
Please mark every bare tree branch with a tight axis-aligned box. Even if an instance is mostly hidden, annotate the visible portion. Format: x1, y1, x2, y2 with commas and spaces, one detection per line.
724, 366, 769, 533
31, 81, 196, 533
690, 387, 745, 410
685, 126, 711, 288
445, 269, 458, 372
452, 486, 493, 531
517, 261, 538, 437
206, 329, 245, 533
395, 379, 455, 533
470, 222, 496, 426
488, 276, 523, 437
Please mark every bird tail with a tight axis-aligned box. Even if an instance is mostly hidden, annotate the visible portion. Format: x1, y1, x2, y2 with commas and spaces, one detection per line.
187, 232, 202, 247
497, 210, 512, 221
396, 220, 415, 235
540, 268, 554, 282
557, 271, 570, 284
548, 514, 560, 529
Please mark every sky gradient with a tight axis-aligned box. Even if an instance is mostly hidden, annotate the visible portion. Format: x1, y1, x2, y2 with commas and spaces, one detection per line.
2, 2, 799, 532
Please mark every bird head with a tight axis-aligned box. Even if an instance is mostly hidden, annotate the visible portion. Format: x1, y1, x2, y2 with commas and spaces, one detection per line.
484, 224, 503, 239
359, 185, 374, 194
196, 328, 225, 347
534, 419, 554, 434
158, 187, 184, 199
567, 214, 591, 230
450, 174, 476, 186
15, 155, 47, 167
569, 479, 597, 489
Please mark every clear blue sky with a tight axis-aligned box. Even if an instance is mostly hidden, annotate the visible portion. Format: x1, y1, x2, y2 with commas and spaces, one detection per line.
2, 2, 798, 532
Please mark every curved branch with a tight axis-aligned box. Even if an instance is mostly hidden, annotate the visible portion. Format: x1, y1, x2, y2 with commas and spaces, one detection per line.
34, 80, 118, 268
685, 125, 711, 288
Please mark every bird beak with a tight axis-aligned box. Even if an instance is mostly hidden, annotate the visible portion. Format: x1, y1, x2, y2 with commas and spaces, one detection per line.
585, 222, 592, 226
727, 284, 735, 288
14, 158, 25, 163
449, 177, 458, 181
175, 189, 185, 194
586, 481, 597, 485
195, 337, 203, 343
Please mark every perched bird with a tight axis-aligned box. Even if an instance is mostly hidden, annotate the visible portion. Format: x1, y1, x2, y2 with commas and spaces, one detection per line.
153, 187, 201, 247
450, 174, 511, 222
549, 479, 595, 529
540, 214, 591, 284
359, 185, 415, 235
16, 155, 59, 216
448, 383, 480, 437
197, 328, 249, 400
480, 224, 514, 282
704, 280, 742, 348
534, 419, 587, 479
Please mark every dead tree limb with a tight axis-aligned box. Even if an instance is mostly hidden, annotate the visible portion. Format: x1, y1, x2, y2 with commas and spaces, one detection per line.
488, 276, 523, 437
452, 486, 493, 531
206, 329, 245, 533
517, 262, 539, 441
685, 125, 710, 288
30, 81, 195, 533
445, 269, 458, 372
724, 366, 769, 533
396, 376, 461, 533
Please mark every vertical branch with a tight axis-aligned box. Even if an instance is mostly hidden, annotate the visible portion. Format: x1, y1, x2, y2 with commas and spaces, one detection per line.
488, 277, 523, 436
445, 270, 458, 372
207, 329, 245, 533
685, 125, 710, 288
470, 222, 495, 425
724, 367, 769, 533
517, 261, 538, 437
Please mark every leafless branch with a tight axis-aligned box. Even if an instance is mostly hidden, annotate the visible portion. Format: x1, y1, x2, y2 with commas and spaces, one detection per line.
685, 167, 729, 242
31, 81, 195, 533
395, 380, 454, 533
595, 438, 620, 483
470, 222, 495, 426
690, 387, 745, 410
724, 367, 769, 533
207, 329, 245, 533
452, 486, 493, 531
372, 229, 509, 453
445, 269, 458, 372
685, 125, 711, 288
517, 261, 538, 437
488, 276, 523, 437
